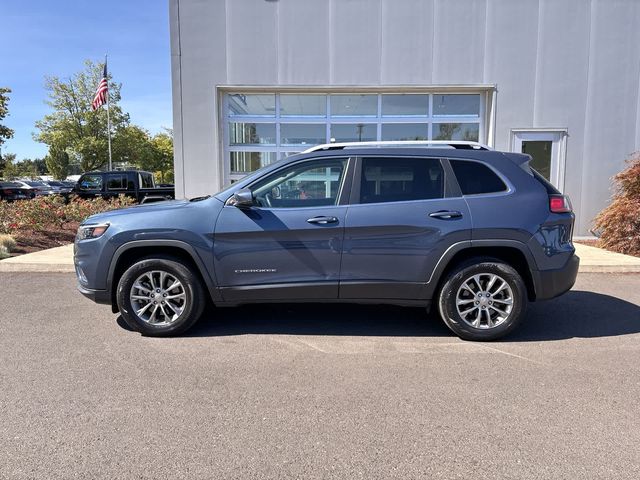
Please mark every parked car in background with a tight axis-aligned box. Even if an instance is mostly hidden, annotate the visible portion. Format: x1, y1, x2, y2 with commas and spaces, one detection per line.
73, 170, 175, 204
19, 180, 56, 196
43, 180, 74, 194
74, 141, 579, 341
0, 181, 33, 201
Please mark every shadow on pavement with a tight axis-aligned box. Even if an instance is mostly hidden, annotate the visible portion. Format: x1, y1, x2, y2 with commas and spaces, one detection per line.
116, 290, 640, 341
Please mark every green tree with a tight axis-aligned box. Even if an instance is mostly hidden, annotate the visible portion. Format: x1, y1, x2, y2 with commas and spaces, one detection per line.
34, 60, 129, 172
45, 146, 70, 180
1, 153, 17, 178
0, 87, 14, 151
150, 130, 174, 183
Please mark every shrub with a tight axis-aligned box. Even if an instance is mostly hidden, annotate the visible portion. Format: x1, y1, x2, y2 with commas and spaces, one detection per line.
593, 152, 640, 256
0, 246, 9, 260
0, 234, 17, 252
0, 195, 137, 235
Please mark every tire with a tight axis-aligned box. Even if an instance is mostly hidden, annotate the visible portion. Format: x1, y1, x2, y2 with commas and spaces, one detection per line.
116, 256, 205, 336
437, 258, 527, 341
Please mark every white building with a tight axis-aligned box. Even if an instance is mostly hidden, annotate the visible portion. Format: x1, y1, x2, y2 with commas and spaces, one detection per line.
169, 0, 640, 235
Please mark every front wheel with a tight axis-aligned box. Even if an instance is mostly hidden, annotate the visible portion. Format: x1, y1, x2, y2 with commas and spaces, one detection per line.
437, 259, 527, 341
116, 257, 205, 336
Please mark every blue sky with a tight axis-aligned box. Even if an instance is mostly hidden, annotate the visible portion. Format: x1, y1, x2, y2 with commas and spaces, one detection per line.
1, 0, 172, 160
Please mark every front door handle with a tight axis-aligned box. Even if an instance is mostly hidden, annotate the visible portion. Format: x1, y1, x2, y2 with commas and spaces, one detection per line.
429, 210, 463, 220
307, 216, 338, 225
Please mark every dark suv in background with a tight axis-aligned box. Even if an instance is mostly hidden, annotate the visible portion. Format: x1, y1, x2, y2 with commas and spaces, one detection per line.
74, 141, 579, 341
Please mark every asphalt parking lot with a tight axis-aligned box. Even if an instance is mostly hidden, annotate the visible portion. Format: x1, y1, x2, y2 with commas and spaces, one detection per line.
1, 272, 639, 479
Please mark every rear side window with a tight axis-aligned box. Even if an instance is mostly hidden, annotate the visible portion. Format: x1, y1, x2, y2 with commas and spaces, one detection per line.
106, 174, 127, 190
139, 173, 155, 189
360, 157, 444, 204
450, 160, 507, 195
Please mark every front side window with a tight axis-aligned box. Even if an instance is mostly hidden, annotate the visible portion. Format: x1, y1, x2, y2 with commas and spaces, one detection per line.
359, 157, 444, 204
450, 160, 507, 195
251, 158, 347, 208
79, 175, 103, 191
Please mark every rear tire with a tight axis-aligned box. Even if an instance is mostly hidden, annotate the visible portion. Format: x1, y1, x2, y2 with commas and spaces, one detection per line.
437, 258, 527, 341
116, 257, 205, 336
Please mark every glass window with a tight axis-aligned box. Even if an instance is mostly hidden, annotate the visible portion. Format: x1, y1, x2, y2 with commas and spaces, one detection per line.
280, 94, 326, 116
280, 124, 326, 146
79, 174, 102, 190
359, 157, 444, 204
228, 94, 276, 116
450, 160, 507, 195
230, 151, 277, 175
252, 159, 347, 208
330, 94, 377, 116
433, 94, 480, 116
330, 124, 376, 142
229, 122, 276, 145
381, 123, 429, 141
138, 173, 155, 189
381, 94, 429, 116
522, 140, 552, 181
433, 123, 479, 141
106, 174, 126, 190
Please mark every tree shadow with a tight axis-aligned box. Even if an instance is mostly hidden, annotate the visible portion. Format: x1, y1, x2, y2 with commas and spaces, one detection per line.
116, 290, 640, 341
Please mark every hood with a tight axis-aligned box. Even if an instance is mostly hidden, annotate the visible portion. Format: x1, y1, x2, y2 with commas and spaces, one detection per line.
81, 198, 215, 225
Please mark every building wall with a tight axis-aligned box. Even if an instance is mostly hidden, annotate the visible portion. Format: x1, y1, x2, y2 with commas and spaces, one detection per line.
170, 0, 640, 235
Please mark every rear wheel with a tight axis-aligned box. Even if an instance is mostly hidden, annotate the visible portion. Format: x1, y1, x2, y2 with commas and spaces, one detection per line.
116, 257, 205, 336
437, 258, 527, 341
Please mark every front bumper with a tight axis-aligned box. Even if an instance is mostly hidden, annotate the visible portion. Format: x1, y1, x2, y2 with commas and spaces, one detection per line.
531, 254, 580, 300
77, 283, 111, 305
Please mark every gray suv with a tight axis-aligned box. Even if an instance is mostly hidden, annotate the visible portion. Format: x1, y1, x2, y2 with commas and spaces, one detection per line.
74, 141, 579, 341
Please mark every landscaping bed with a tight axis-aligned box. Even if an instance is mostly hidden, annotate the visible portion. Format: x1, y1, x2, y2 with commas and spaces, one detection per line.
0, 196, 136, 257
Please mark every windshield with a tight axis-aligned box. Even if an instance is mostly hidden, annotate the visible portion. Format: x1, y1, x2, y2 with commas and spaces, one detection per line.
26, 181, 47, 187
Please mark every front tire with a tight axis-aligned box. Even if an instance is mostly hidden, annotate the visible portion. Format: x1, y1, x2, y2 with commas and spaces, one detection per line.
116, 257, 205, 336
437, 258, 527, 341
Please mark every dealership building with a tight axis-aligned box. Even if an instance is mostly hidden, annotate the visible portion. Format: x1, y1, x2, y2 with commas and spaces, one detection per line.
169, 0, 640, 235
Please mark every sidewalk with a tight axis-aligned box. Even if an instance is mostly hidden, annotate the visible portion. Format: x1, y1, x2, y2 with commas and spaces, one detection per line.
0, 242, 639, 274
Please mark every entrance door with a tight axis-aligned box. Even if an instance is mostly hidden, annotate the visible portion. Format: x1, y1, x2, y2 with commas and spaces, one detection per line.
511, 130, 567, 191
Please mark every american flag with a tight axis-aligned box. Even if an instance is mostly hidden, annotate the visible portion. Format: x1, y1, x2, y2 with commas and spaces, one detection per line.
91, 63, 108, 111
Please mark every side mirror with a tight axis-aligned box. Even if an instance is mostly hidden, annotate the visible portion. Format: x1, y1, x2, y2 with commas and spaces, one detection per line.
231, 187, 254, 208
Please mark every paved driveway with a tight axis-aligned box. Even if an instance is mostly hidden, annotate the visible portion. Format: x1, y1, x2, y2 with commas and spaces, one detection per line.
1, 273, 639, 479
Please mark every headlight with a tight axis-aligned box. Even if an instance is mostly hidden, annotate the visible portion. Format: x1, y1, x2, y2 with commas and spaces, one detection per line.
77, 223, 110, 240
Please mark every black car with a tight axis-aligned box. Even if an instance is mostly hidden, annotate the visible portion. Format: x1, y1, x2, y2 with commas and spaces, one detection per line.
0, 181, 33, 201
74, 170, 175, 204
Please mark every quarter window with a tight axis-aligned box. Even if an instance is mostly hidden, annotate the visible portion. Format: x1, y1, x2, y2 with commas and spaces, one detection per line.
252, 159, 347, 208
359, 157, 444, 204
450, 160, 507, 195
138, 173, 155, 189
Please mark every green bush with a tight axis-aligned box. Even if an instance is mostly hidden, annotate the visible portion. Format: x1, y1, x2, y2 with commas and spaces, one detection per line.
594, 152, 640, 256
0, 234, 17, 252
0, 245, 9, 260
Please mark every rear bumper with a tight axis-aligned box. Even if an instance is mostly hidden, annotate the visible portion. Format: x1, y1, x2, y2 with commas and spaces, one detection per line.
531, 254, 580, 300
77, 283, 111, 305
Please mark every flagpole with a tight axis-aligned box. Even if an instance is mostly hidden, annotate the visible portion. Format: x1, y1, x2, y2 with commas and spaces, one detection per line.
105, 54, 113, 171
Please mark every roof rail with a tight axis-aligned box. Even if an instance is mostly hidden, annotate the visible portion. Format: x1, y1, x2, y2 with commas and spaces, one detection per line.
302, 140, 492, 153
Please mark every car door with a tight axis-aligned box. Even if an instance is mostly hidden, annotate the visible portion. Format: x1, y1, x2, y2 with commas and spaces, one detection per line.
340, 155, 472, 300
76, 173, 104, 199
214, 156, 352, 302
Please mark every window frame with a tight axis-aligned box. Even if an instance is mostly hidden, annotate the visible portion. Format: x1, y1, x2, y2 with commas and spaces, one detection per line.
349, 155, 460, 205
221, 91, 489, 185
239, 156, 355, 209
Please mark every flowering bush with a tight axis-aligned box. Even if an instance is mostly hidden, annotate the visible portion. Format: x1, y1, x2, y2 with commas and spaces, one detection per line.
0, 195, 136, 235
593, 152, 640, 256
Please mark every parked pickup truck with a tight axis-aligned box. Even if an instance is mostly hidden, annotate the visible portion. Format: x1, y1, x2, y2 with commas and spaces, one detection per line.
74, 170, 175, 204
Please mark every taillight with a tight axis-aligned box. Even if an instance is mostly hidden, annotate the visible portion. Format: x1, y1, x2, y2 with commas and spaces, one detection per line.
549, 195, 572, 213
5, 189, 13, 194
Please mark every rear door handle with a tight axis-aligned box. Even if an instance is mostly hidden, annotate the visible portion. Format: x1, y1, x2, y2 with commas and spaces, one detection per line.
429, 210, 463, 220
307, 216, 339, 224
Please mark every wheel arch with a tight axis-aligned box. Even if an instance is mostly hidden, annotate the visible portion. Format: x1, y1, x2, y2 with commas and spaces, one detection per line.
107, 240, 220, 312
427, 240, 538, 302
